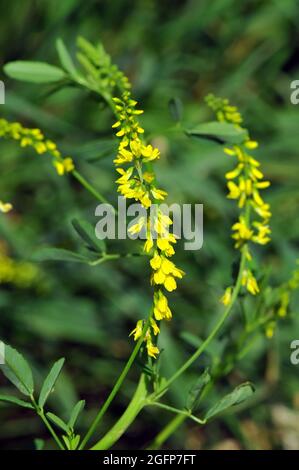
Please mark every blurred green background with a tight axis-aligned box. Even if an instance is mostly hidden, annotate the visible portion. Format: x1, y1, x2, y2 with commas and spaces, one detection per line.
0, 0, 299, 450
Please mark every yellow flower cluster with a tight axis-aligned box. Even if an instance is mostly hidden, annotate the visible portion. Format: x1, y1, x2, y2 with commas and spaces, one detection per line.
113, 91, 185, 358
206, 95, 271, 301
0, 249, 40, 288
0, 118, 74, 176
266, 261, 299, 338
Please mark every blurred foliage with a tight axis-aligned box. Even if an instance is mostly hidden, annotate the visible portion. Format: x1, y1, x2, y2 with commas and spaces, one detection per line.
0, 0, 299, 450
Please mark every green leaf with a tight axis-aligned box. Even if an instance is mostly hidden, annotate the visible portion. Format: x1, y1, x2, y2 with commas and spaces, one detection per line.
68, 400, 85, 429
70, 434, 80, 450
46, 412, 69, 433
56, 39, 80, 79
204, 382, 255, 421
39, 358, 65, 408
0, 344, 34, 396
186, 121, 248, 144
4, 61, 66, 84
186, 369, 211, 412
0, 394, 34, 409
72, 218, 106, 253
32, 247, 91, 263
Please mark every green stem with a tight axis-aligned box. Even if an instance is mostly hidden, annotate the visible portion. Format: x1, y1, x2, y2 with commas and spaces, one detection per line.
153, 246, 247, 398
147, 414, 186, 450
91, 374, 148, 450
89, 252, 148, 267
79, 310, 153, 450
31, 396, 65, 450
148, 402, 206, 425
72, 169, 112, 207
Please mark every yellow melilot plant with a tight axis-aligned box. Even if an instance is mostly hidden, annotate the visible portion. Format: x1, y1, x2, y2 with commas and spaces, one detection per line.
0, 37, 298, 451
206, 95, 271, 301
111, 91, 185, 358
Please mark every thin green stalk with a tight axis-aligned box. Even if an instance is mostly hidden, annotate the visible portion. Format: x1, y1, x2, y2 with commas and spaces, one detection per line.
31, 396, 65, 450
79, 310, 153, 450
149, 402, 206, 425
91, 375, 148, 450
153, 246, 247, 399
72, 169, 112, 207
89, 252, 148, 267
147, 414, 186, 450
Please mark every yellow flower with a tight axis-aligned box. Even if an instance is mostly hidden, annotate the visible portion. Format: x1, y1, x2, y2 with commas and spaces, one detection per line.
146, 340, 159, 358
150, 318, 160, 336
53, 157, 74, 176
265, 322, 275, 339
0, 200, 13, 213
232, 216, 253, 247
151, 188, 168, 200
220, 286, 233, 306
227, 181, 241, 199
128, 217, 146, 235
153, 290, 172, 321
129, 320, 143, 341
241, 270, 260, 295
245, 140, 258, 150
144, 236, 154, 253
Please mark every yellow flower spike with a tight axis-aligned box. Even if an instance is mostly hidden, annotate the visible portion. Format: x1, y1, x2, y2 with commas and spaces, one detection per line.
0, 118, 76, 175
112, 91, 184, 357
207, 94, 271, 296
